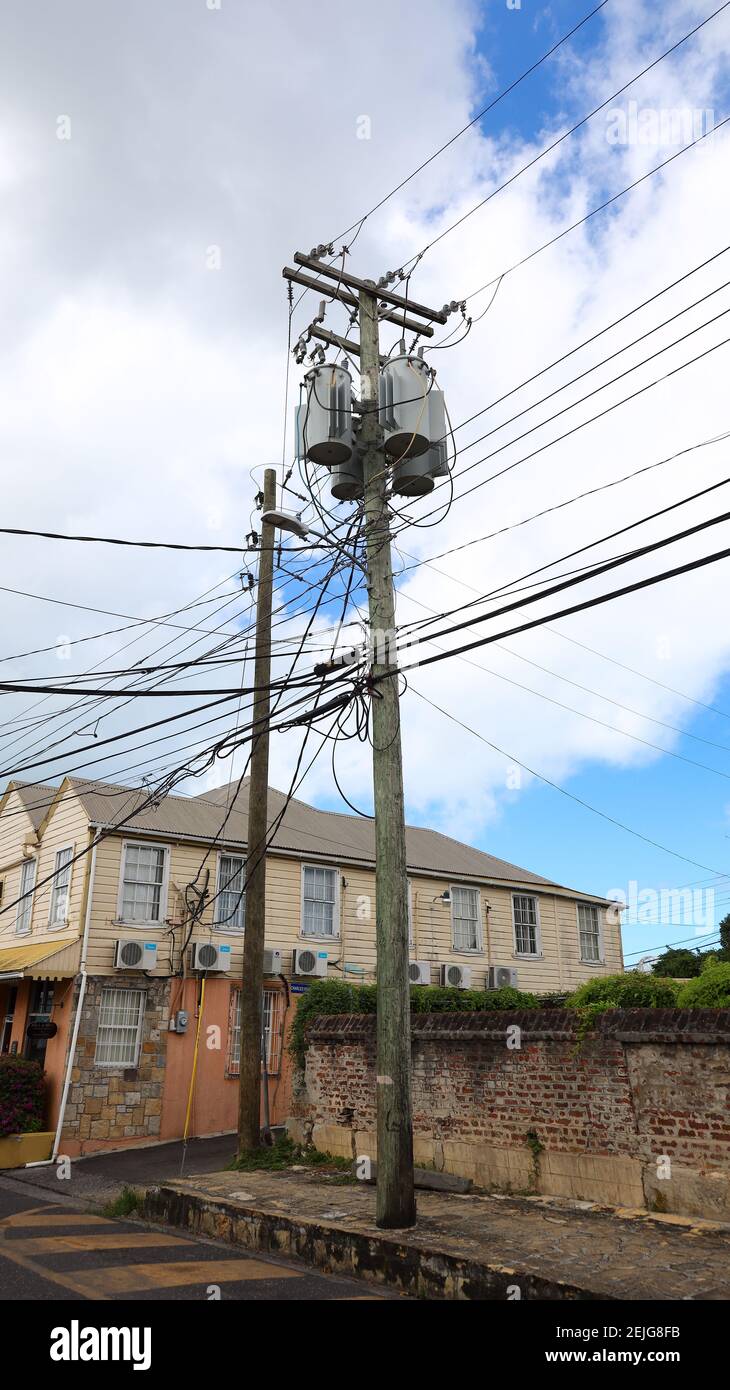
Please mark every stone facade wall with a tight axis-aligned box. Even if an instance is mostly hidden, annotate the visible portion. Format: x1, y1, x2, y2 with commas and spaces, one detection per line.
61, 975, 170, 1153
288, 1009, 730, 1219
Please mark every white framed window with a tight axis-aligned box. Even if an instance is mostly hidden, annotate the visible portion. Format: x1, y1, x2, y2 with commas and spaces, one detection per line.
117, 842, 168, 924
228, 987, 284, 1076
48, 846, 73, 927
512, 893, 540, 956
450, 885, 482, 951
94, 987, 145, 1067
215, 853, 246, 931
578, 901, 602, 963
301, 864, 339, 937
15, 858, 37, 935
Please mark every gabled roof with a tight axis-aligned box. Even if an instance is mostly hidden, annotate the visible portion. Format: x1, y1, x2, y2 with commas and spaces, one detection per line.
2, 781, 57, 832
46, 774, 589, 896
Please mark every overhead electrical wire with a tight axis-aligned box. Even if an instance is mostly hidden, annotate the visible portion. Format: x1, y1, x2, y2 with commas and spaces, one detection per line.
399, 2, 730, 273
408, 685, 730, 877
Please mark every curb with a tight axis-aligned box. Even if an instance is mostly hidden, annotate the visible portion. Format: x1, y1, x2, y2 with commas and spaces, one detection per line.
142, 1182, 609, 1301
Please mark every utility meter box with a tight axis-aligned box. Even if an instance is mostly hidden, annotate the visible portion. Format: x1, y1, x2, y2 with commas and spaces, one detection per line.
174, 1010, 189, 1034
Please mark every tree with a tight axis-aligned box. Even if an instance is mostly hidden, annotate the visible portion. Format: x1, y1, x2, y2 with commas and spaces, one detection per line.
718, 913, 730, 962
651, 947, 702, 978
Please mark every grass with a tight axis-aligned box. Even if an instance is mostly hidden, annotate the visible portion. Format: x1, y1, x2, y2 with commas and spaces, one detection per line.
102, 1184, 144, 1219
228, 1134, 352, 1174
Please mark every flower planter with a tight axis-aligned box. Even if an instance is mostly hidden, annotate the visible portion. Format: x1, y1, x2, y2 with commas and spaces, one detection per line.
0, 1131, 54, 1169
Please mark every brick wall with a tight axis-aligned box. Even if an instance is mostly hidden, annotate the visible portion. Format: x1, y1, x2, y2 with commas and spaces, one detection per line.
288, 1010, 730, 1219
61, 975, 169, 1155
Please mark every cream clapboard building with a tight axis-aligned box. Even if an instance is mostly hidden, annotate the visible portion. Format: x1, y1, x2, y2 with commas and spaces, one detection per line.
0, 775, 622, 1155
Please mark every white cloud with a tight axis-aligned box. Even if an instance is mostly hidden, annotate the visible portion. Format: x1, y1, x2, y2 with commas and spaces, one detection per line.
1, 0, 730, 863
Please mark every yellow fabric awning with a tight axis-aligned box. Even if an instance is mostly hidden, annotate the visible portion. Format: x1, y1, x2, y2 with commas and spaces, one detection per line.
0, 936, 80, 980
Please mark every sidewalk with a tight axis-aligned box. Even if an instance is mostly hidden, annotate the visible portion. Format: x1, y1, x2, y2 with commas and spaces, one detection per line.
142, 1167, 730, 1301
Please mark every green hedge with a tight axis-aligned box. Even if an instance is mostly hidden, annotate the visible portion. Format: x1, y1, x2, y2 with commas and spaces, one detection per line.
289, 968, 730, 1068
0, 1056, 45, 1139
677, 962, 730, 1008
567, 973, 680, 1009
289, 977, 539, 1066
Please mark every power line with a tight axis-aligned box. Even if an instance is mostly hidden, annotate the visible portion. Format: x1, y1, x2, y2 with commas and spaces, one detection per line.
328, 1, 609, 244
393, 430, 730, 581
458, 114, 730, 310
408, 685, 729, 877
400, 326, 730, 527
402, 3, 730, 271
391, 528, 730, 679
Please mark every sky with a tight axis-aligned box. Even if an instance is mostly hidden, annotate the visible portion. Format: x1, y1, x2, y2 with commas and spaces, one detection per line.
1, 0, 730, 967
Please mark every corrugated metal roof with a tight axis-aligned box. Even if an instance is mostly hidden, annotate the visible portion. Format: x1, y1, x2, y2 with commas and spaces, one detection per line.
9, 781, 57, 832
56, 775, 575, 892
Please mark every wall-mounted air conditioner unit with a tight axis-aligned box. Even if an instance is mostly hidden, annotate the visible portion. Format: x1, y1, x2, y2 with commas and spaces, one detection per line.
488, 965, 518, 990
441, 963, 471, 989
408, 960, 431, 986
263, 948, 283, 976
293, 947, 328, 978
115, 939, 158, 971
190, 942, 232, 973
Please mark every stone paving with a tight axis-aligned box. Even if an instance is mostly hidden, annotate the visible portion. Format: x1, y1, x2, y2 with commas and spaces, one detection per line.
153, 1167, 730, 1300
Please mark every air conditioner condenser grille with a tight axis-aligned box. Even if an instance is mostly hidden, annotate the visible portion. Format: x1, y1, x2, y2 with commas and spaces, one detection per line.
119, 941, 143, 968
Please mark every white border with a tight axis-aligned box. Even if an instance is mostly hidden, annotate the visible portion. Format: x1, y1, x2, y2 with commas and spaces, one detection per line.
48, 843, 75, 929
115, 840, 171, 927
214, 850, 246, 932
300, 862, 340, 939
94, 984, 146, 1068
511, 891, 542, 958
576, 900, 604, 964
449, 884, 483, 953
15, 857, 37, 936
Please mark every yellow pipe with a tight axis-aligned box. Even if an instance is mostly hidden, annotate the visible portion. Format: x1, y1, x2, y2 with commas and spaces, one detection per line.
183, 977, 205, 1143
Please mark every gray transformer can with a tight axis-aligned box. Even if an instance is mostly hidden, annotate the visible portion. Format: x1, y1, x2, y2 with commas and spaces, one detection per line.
392, 454, 435, 497
379, 354, 431, 460
330, 450, 364, 501
302, 363, 354, 467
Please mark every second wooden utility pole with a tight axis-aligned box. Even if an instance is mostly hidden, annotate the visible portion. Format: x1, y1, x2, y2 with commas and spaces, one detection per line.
237, 465, 277, 1155
359, 285, 416, 1229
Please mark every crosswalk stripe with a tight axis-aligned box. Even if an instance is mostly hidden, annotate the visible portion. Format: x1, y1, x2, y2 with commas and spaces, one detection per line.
70, 1258, 303, 1293
3, 1212, 115, 1229
15, 1232, 192, 1254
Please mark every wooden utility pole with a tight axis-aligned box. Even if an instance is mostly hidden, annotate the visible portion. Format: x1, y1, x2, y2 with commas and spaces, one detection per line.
237, 466, 277, 1154
359, 285, 416, 1229
281, 254, 449, 1226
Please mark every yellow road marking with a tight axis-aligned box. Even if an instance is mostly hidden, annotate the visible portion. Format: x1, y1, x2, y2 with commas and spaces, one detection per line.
3, 1212, 113, 1229
0, 1237, 110, 1301
72, 1258, 303, 1293
16, 1232, 192, 1254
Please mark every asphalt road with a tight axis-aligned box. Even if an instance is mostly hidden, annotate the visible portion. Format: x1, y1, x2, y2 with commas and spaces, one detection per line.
0, 1177, 389, 1301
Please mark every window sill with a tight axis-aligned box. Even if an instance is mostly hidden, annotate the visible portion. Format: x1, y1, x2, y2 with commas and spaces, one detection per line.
450, 947, 484, 955
513, 952, 543, 960
113, 920, 163, 930
299, 934, 339, 943
580, 958, 605, 967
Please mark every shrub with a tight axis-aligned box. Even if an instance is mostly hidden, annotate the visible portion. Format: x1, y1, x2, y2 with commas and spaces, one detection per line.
677, 962, 730, 1008
0, 1056, 45, 1139
567, 972, 679, 1010
651, 947, 703, 978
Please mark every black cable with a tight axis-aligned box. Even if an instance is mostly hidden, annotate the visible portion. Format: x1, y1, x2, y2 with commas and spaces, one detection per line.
402, 7, 730, 272
327, 1, 609, 245
408, 685, 729, 877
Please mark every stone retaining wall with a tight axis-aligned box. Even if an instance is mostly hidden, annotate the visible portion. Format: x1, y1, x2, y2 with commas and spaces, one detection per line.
288, 1009, 730, 1218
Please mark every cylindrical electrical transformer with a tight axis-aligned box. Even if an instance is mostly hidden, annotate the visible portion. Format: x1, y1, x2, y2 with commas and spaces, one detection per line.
302, 363, 354, 467
330, 451, 364, 501
391, 453, 435, 497
379, 354, 431, 460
